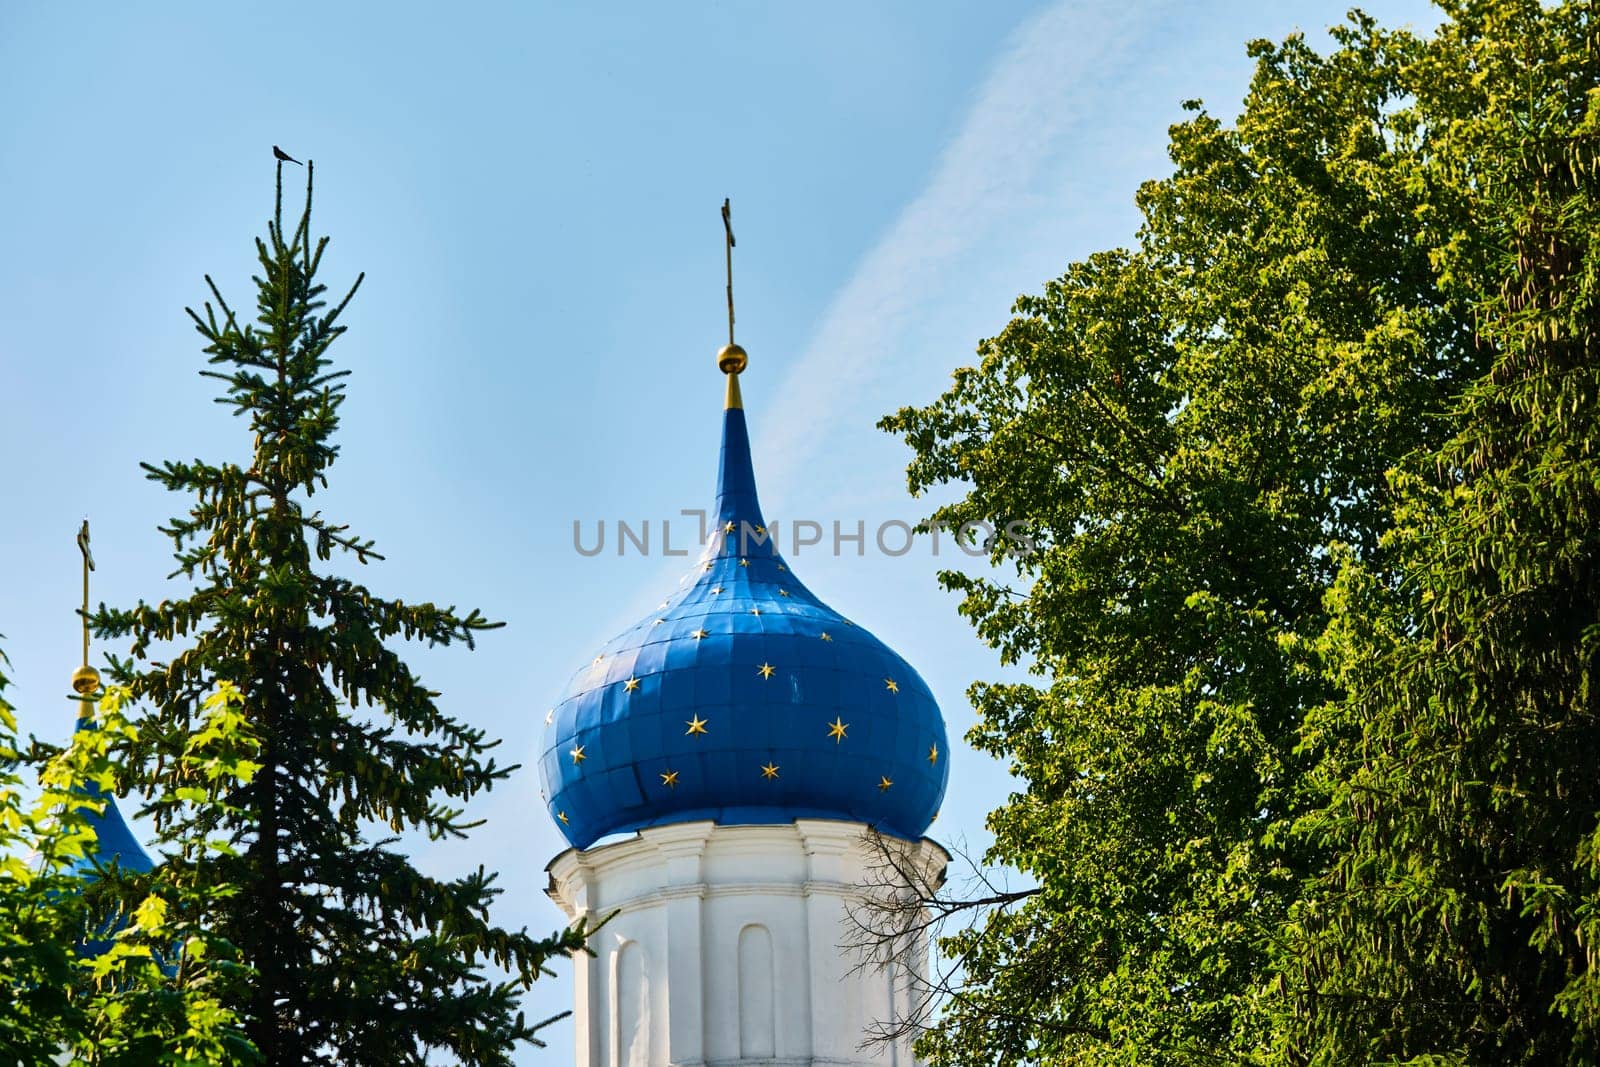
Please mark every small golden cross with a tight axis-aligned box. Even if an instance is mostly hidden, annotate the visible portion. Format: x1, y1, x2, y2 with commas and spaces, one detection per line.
76, 519, 94, 668
722, 197, 736, 346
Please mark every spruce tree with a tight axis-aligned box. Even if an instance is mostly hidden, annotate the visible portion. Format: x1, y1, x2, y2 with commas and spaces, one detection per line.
1284, 3, 1600, 1060
94, 162, 586, 1066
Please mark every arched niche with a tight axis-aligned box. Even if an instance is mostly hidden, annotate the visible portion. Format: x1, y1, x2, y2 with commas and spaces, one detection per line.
738, 923, 776, 1058
612, 940, 648, 1067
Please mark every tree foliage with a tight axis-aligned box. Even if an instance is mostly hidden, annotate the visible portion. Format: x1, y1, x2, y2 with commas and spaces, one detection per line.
1, 648, 256, 1065
91, 164, 586, 1066
881, 1, 1600, 1063
56, 683, 260, 1066
1282, 3, 1600, 1063
0, 643, 85, 1064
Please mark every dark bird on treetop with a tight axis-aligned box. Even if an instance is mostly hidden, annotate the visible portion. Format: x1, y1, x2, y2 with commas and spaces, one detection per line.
273, 145, 302, 165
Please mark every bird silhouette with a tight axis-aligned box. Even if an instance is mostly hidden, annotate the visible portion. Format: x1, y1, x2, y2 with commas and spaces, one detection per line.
272, 145, 302, 165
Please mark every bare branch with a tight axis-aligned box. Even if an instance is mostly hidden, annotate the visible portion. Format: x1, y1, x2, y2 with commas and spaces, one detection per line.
842, 828, 1047, 1052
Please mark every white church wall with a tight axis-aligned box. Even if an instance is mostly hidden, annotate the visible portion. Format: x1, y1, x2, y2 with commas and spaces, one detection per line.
547, 819, 948, 1067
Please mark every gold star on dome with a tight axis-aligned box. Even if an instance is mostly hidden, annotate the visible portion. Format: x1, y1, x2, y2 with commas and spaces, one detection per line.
710, 586, 723, 595
660, 770, 680, 788
778, 589, 790, 597
750, 607, 762, 616
659, 600, 670, 609
544, 708, 554, 725
754, 525, 766, 536
760, 762, 780, 780
653, 618, 665, 626
738, 558, 750, 567
777, 564, 786, 572
723, 521, 736, 534
557, 810, 569, 825
570, 745, 586, 765
685, 715, 709, 736
820, 632, 833, 642
704, 562, 713, 572
928, 743, 940, 765
691, 628, 710, 639
593, 654, 605, 664
878, 775, 894, 791
827, 717, 848, 743
884, 678, 899, 693
758, 663, 775, 679
624, 677, 640, 692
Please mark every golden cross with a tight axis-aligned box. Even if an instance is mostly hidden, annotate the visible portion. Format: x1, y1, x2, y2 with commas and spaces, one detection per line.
721, 197, 736, 346
76, 519, 94, 668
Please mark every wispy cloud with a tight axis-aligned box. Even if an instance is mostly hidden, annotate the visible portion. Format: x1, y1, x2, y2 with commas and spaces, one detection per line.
756, 0, 1169, 508
555, 0, 1172, 656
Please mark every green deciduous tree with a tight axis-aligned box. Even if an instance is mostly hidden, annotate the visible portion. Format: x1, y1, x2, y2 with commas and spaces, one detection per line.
880, 1, 1600, 1063
92, 163, 586, 1066
57, 683, 259, 1066
0, 642, 85, 1064
2, 647, 256, 1065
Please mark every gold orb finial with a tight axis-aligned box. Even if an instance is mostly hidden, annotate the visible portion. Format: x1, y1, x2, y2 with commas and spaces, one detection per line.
717, 343, 748, 375
71, 665, 102, 696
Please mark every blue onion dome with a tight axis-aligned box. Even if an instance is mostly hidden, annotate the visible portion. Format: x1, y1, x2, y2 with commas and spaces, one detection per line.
74, 772, 154, 877
540, 350, 949, 849
68, 668, 154, 878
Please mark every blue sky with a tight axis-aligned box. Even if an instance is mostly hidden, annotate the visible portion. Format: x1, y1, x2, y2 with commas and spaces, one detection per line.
1, 1, 1440, 1060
